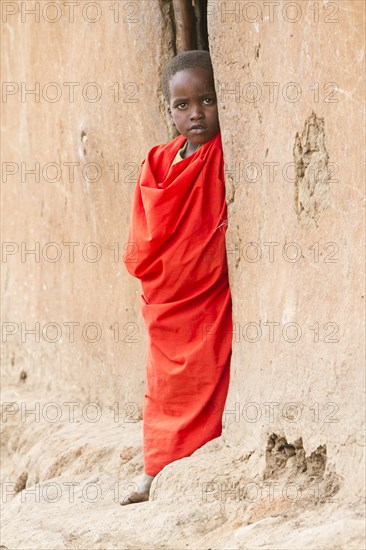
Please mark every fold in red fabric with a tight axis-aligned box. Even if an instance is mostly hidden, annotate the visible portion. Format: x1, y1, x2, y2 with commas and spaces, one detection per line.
123, 131, 233, 476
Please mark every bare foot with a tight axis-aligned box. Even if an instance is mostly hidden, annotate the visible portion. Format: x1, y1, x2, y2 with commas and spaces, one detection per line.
120, 473, 155, 506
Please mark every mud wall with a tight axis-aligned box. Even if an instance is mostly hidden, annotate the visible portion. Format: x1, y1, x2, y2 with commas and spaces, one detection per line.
2, 0, 365, 501
208, 0, 365, 499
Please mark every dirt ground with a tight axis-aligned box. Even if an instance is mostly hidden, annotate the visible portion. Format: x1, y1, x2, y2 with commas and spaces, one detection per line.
1, 380, 365, 550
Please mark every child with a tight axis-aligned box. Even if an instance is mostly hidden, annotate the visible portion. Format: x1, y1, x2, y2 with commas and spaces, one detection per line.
121, 50, 233, 505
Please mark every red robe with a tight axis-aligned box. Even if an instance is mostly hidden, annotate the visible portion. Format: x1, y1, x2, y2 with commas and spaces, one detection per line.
123, 131, 233, 476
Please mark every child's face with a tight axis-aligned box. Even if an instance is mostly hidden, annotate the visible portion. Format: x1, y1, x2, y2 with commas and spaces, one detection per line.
167, 67, 220, 145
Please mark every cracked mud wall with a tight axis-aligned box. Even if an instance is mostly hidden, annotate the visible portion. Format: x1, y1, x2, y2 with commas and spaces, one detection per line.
293, 112, 331, 228
2, 0, 365, 511
208, 0, 365, 501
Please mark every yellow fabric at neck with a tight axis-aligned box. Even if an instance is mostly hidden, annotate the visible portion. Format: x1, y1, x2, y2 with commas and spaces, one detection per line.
172, 140, 201, 166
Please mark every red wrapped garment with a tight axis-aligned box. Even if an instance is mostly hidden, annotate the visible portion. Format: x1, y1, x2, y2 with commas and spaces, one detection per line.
123, 131, 233, 476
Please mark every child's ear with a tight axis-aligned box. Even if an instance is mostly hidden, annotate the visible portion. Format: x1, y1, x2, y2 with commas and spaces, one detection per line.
167, 108, 175, 126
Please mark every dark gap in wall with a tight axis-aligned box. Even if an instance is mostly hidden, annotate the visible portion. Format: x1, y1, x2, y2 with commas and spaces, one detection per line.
172, 0, 209, 52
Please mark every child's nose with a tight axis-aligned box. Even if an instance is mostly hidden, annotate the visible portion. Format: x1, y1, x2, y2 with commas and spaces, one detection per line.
190, 106, 204, 119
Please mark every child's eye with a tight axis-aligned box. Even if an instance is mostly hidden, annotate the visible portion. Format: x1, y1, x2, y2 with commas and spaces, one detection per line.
176, 98, 215, 109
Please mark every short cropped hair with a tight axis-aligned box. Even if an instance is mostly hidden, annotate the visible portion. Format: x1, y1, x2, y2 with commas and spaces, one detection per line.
161, 50, 214, 104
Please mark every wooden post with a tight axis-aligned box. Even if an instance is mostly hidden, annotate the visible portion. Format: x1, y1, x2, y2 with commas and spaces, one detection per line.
172, 0, 198, 51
